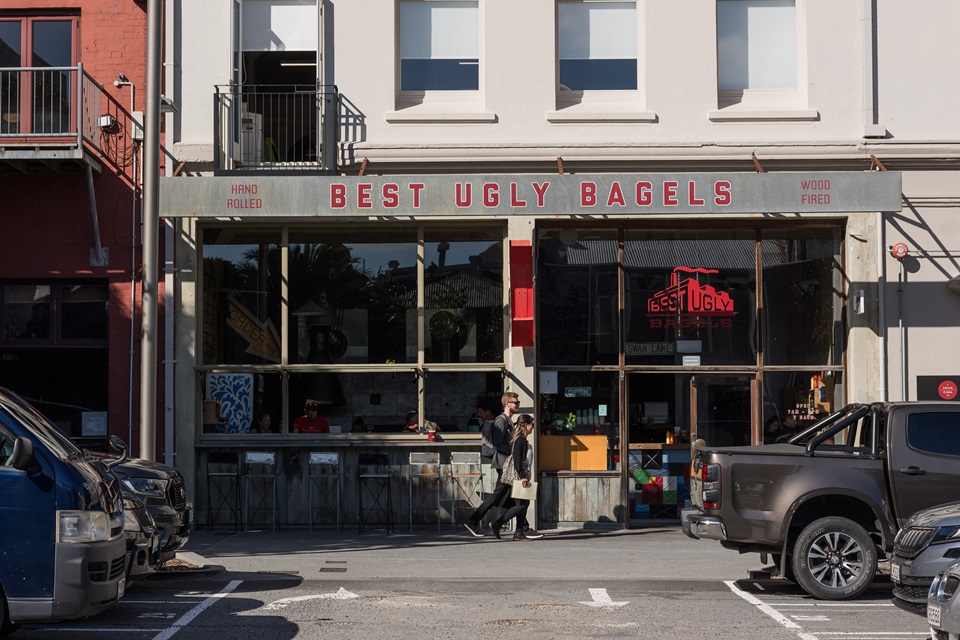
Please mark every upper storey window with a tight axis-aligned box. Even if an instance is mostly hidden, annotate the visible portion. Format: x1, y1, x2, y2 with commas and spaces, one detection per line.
558, 2, 637, 91
717, 0, 796, 91
400, 1, 479, 91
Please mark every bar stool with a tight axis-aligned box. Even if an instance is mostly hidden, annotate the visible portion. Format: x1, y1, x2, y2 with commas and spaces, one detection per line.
308, 452, 341, 531
206, 451, 241, 532
448, 452, 483, 529
357, 452, 395, 534
407, 452, 442, 532
244, 451, 279, 531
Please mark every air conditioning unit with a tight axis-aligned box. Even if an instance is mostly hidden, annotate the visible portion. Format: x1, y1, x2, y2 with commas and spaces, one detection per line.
239, 111, 263, 165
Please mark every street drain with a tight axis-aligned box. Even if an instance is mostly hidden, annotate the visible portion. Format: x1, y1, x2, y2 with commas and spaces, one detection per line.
319, 567, 347, 572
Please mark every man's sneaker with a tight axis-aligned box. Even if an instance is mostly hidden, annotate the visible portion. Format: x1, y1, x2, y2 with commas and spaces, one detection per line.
513, 530, 529, 541
463, 521, 484, 538
523, 529, 544, 539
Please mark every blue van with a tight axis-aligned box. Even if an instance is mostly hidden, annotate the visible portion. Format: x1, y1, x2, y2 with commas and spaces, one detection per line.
0, 387, 126, 636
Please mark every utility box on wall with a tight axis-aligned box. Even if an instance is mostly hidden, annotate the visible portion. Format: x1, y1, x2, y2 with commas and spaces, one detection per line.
510, 240, 534, 347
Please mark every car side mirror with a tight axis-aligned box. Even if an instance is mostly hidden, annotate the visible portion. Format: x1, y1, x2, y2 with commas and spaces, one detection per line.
10, 436, 38, 473
105, 435, 129, 468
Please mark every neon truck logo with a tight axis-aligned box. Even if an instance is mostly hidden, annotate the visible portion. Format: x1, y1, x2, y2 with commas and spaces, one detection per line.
647, 267, 735, 329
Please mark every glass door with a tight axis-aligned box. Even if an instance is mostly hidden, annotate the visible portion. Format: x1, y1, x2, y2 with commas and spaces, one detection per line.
625, 373, 692, 522
625, 372, 757, 522
689, 374, 757, 447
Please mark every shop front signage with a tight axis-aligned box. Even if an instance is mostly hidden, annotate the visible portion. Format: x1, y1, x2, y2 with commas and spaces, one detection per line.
917, 376, 960, 401
161, 172, 902, 217
626, 342, 676, 355
647, 267, 735, 329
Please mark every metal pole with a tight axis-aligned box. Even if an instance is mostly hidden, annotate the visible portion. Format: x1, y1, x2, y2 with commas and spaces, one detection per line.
140, 0, 162, 460
898, 260, 905, 401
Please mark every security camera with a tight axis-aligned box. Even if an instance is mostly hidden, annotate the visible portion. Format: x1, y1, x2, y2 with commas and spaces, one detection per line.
119, 73, 129, 83
113, 73, 130, 88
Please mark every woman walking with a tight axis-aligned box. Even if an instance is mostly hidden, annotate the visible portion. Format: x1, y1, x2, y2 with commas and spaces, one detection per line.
492, 414, 536, 541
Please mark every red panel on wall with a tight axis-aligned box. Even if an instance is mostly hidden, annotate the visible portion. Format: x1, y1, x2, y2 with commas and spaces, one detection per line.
510, 240, 534, 347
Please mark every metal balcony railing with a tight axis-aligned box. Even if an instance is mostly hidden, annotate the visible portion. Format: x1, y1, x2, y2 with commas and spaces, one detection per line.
214, 84, 338, 174
0, 63, 139, 179
0, 63, 99, 144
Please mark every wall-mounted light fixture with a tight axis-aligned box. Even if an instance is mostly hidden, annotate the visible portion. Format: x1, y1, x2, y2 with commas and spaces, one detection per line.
159, 94, 178, 113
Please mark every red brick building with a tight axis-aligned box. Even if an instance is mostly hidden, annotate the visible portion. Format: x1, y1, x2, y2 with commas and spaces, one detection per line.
0, 2, 167, 458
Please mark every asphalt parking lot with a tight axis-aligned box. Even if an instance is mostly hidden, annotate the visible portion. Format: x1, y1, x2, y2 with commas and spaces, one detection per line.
9, 528, 935, 640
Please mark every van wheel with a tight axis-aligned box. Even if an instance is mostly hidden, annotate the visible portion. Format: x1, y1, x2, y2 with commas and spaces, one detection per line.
0, 588, 21, 637
792, 516, 878, 600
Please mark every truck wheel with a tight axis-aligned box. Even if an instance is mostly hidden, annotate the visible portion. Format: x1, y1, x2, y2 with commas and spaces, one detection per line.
792, 516, 878, 600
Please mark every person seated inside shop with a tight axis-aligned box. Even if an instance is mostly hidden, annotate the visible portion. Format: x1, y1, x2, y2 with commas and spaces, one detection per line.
292, 400, 330, 433
251, 411, 277, 434
402, 410, 420, 433
350, 416, 365, 433
764, 415, 797, 444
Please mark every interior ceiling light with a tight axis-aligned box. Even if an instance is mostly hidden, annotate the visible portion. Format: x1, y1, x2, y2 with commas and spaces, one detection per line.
280, 61, 316, 67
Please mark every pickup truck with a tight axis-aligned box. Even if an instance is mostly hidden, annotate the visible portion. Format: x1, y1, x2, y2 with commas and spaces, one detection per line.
682, 402, 960, 599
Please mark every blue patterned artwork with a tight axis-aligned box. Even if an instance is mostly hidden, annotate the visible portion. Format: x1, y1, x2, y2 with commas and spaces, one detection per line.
205, 374, 254, 434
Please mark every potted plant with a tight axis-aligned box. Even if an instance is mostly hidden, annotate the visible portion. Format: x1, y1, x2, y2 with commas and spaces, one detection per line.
550, 412, 577, 434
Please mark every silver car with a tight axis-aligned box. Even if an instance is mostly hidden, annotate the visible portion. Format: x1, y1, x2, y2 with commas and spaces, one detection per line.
891, 501, 960, 615
928, 560, 960, 640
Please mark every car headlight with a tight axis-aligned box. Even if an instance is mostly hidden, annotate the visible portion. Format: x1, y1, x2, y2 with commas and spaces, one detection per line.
931, 526, 960, 545
123, 497, 145, 532
122, 477, 169, 498
58, 510, 110, 543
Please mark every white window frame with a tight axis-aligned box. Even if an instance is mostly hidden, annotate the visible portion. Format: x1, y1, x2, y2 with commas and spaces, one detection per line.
712, 0, 816, 119
391, 0, 491, 120
550, 0, 654, 123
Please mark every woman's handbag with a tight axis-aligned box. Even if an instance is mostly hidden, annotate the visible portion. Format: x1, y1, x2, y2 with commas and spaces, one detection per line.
499, 454, 519, 485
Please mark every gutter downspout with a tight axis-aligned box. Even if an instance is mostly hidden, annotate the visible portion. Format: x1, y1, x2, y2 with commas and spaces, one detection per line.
163, 0, 176, 468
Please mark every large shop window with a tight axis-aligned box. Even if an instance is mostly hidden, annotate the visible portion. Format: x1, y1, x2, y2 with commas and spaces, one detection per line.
289, 228, 417, 365
202, 229, 282, 365
624, 230, 757, 367
537, 225, 845, 451
0, 282, 108, 439
198, 224, 506, 439
538, 229, 618, 366
424, 228, 503, 363
761, 228, 842, 366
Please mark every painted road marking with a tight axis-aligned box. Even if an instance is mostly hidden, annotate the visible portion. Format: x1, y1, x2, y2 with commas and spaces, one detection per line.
151, 580, 242, 640
579, 588, 628, 608
264, 587, 360, 611
728, 581, 928, 640
725, 580, 803, 630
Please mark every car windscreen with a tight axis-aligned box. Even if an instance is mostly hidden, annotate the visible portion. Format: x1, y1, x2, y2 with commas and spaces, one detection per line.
0, 392, 81, 460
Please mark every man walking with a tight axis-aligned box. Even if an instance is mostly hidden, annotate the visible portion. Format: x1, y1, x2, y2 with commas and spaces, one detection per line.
464, 392, 542, 539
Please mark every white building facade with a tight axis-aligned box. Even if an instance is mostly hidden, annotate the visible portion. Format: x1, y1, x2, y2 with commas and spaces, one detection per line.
162, 1, 960, 528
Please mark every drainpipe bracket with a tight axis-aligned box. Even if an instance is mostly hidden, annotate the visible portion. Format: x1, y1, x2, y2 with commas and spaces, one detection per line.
90, 247, 110, 267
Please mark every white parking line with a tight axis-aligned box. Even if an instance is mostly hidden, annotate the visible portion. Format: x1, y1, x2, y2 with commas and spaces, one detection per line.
150, 580, 242, 640
725, 580, 820, 640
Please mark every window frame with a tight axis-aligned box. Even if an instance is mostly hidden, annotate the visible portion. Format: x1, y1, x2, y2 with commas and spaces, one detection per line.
397, 0, 481, 99
0, 14, 80, 136
1, 280, 108, 347
713, 0, 811, 114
